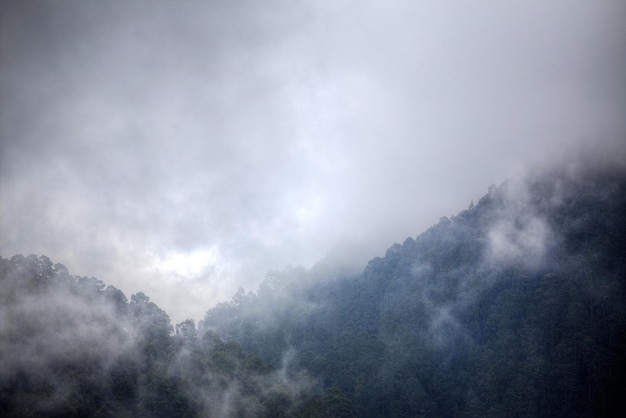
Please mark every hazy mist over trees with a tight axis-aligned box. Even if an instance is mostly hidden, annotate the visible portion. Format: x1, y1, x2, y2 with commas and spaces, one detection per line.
200, 160, 626, 417
2, 160, 626, 416
0, 254, 337, 417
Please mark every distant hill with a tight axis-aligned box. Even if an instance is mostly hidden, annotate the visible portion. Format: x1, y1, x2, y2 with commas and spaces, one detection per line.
0, 255, 340, 417
201, 162, 626, 417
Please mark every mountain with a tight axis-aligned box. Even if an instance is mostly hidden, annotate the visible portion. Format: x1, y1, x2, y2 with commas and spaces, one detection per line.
200, 162, 626, 417
2, 161, 625, 417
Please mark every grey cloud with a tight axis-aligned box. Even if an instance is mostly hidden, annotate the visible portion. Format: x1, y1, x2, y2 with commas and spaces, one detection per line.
484, 178, 555, 270
1, 0, 625, 322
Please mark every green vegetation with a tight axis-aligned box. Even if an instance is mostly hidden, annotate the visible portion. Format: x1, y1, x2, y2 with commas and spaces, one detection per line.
202, 164, 626, 417
0, 255, 333, 417
2, 163, 625, 416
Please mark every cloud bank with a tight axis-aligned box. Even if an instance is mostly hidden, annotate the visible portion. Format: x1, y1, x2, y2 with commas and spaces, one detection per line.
1, 1, 625, 321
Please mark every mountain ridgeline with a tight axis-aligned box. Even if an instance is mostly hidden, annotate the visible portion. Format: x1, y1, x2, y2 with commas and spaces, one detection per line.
2, 162, 626, 417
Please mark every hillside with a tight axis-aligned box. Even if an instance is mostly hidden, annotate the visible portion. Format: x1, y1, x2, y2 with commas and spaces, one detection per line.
0, 255, 343, 417
201, 163, 626, 417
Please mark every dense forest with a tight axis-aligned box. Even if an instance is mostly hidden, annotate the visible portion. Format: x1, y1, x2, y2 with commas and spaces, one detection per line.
202, 163, 626, 417
0, 257, 349, 417
2, 162, 625, 417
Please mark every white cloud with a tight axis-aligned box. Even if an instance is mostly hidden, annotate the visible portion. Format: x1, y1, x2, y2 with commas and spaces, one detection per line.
487, 216, 552, 269
151, 246, 221, 281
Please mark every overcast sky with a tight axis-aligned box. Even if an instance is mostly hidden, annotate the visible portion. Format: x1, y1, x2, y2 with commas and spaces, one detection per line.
1, 0, 625, 322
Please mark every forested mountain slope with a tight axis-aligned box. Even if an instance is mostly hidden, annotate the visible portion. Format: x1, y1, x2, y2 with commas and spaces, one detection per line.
201, 163, 626, 417
0, 255, 339, 417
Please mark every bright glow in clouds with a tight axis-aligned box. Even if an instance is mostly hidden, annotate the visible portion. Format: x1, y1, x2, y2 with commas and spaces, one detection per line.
152, 247, 220, 281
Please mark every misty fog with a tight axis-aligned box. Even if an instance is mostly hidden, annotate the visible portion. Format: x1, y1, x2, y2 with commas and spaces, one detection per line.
1, 1, 625, 321
1, 2, 626, 416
